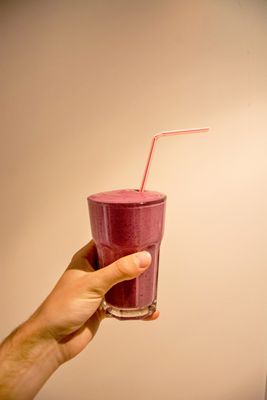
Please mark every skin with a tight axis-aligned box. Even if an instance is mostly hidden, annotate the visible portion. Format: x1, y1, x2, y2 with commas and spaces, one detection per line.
0, 241, 159, 400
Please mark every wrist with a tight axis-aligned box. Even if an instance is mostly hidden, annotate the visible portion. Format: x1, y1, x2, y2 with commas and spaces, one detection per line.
0, 317, 61, 400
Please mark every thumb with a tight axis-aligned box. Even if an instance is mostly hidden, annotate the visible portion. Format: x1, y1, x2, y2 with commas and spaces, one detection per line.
90, 251, 152, 294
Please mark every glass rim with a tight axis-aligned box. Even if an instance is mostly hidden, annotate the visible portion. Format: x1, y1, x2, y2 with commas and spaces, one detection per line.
87, 189, 166, 208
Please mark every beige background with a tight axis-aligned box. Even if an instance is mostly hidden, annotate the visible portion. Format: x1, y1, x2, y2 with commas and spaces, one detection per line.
1, 1, 267, 399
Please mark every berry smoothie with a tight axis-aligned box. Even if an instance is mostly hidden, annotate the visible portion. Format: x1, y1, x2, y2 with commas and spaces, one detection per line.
88, 189, 166, 320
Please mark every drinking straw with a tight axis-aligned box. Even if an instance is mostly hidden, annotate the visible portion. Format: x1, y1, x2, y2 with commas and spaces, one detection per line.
140, 127, 209, 192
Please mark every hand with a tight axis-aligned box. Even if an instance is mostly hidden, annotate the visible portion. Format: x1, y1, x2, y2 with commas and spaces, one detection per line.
26, 241, 158, 364
0, 241, 158, 400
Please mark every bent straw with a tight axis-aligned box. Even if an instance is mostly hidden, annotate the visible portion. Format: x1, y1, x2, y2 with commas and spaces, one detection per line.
139, 127, 210, 192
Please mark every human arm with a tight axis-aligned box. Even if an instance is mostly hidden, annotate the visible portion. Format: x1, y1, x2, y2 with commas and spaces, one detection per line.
0, 241, 156, 399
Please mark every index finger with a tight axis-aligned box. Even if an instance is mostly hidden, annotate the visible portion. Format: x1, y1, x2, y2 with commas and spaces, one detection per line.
71, 240, 98, 268
143, 310, 160, 321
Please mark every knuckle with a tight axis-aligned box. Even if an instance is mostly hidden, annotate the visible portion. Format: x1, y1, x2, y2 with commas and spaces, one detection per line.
71, 252, 80, 263
115, 258, 128, 275
115, 256, 136, 279
86, 273, 105, 297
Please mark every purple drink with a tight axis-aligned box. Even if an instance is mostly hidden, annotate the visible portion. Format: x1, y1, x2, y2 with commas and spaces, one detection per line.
88, 189, 166, 320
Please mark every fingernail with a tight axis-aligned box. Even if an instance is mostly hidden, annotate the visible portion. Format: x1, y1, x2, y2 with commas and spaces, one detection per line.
135, 251, 152, 268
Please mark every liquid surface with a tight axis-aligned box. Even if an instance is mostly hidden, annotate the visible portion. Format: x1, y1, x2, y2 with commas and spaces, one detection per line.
88, 189, 166, 205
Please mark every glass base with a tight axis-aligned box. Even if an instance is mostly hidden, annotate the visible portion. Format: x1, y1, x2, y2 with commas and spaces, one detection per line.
103, 300, 157, 320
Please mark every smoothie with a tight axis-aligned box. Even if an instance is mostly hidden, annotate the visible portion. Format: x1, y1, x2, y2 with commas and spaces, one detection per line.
88, 189, 166, 319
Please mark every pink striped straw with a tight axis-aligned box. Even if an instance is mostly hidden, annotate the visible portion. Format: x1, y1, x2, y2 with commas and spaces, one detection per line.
140, 127, 210, 192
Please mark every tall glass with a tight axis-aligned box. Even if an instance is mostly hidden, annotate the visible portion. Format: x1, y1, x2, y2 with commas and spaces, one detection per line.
88, 189, 166, 320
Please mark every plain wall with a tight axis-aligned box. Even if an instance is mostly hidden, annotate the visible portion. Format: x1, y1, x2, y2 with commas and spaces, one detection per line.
1, 1, 267, 399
